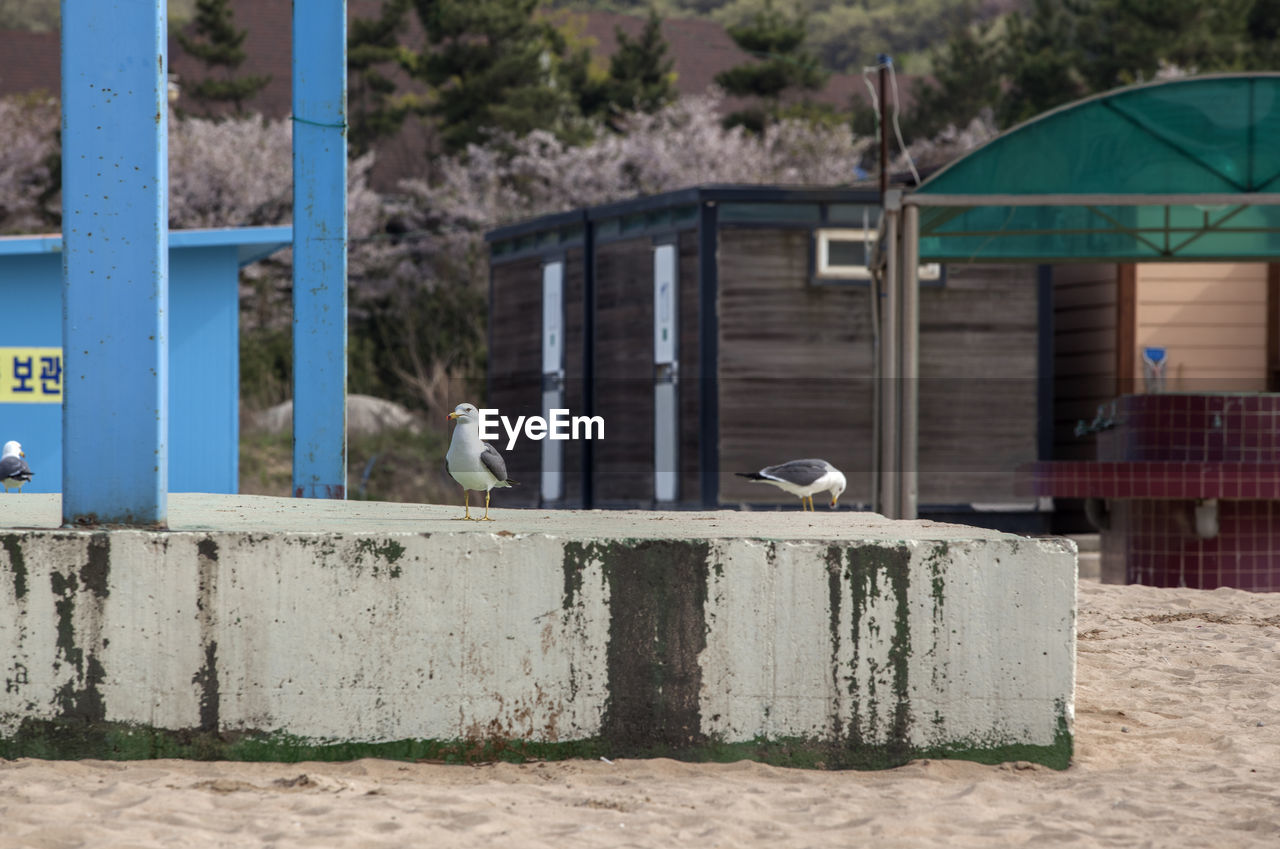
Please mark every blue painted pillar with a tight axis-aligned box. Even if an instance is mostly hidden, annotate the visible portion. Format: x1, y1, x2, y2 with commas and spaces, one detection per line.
60, 1, 169, 526
292, 0, 349, 499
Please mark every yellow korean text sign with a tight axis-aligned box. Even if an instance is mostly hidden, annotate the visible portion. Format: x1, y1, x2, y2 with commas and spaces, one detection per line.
0, 348, 63, 403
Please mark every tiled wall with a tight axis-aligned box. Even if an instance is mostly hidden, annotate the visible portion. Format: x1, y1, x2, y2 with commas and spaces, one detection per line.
1102, 393, 1280, 462
1034, 393, 1280, 592
1115, 499, 1280, 592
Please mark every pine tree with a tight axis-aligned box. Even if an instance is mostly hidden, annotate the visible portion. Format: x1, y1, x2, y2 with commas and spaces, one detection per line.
175, 0, 270, 117
713, 0, 827, 133
909, 14, 1003, 139
607, 9, 677, 116
410, 0, 582, 154
348, 0, 419, 156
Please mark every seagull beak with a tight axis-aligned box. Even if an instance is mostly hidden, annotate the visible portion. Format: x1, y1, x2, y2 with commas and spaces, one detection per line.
19, 452, 24, 458
829, 496, 839, 508
446, 411, 458, 421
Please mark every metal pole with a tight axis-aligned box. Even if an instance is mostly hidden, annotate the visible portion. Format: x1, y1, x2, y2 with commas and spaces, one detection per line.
61, 0, 169, 527
292, 0, 349, 498
878, 190, 902, 518
900, 204, 920, 520
878, 57, 889, 203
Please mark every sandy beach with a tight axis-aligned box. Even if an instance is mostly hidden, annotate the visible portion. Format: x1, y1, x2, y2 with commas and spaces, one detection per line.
2, 577, 1278, 848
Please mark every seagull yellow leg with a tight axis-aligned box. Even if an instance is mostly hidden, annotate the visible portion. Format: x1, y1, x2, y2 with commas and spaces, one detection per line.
454, 489, 472, 520
481, 490, 495, 521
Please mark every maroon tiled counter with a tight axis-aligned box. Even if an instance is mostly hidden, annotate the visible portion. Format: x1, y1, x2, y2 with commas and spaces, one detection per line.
1020, 393, 1280, 591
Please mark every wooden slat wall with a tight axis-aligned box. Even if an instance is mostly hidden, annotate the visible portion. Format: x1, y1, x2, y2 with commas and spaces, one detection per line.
716, 228, 875, 506
1134, 263, 1269, 392
1053, 264, 1118, 462
678, 230, 701, 503
562, 246, 585, 505
917, 264, 1039, 504
592, 237, 655, 506
488, 256, 544, 506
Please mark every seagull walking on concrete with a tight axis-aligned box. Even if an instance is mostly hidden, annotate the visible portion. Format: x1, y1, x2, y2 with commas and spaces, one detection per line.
1, 441, 34, 494
446, 403, 515, 521
737, 459, 846, 511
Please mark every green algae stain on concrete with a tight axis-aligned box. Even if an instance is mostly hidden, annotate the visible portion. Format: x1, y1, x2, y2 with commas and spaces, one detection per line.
824, 545, 845, 739
562, 541, 590, 610
83, 533, 110, 599
1, 534, 28, 600
355, 538, 407, 577
0, 714, 1072, 769
843, 544, 912, 760
567, 539, 712, 752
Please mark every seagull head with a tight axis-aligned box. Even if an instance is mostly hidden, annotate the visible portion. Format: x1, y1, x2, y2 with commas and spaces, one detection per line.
828, 470, 847, 508
1, 441, 21, 459
447, 403, 479, 424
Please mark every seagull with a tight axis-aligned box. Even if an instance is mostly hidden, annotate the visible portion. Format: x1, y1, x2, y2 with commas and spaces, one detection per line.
1, 441, 34, 494
445, 402, 515, 521
736, 459, 845, 511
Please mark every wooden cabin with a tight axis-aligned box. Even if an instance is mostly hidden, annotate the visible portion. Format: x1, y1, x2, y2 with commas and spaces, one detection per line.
485, 185, 1050, 530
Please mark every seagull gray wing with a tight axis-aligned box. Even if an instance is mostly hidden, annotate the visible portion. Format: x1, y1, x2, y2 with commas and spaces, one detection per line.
759, 459, 831, 487
0, 455, 31, 480
480, 442, 508, 483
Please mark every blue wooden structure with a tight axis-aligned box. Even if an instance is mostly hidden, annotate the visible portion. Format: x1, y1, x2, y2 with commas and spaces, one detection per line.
58, 1, 347, 524
0, 227, 290, 496
61, 2, 171, 524
291, 2, 349, 499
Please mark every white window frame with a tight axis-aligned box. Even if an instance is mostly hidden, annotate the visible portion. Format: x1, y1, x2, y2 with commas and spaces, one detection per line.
814, 227, 941, 282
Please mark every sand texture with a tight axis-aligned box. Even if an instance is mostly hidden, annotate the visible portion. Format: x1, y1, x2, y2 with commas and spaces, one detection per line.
2, 579, 1278, 848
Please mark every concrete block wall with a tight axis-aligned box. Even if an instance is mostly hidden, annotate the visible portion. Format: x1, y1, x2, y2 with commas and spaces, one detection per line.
0, 526, 1075, 768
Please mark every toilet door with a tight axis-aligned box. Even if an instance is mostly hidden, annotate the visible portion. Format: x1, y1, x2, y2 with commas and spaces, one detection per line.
653, 242, 678, 503
541, 259, 564, 503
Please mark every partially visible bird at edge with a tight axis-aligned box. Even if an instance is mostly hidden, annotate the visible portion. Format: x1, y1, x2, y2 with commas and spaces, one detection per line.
736, 458, 846, 511
1, 441, 34, 494
446, 403, 516, 521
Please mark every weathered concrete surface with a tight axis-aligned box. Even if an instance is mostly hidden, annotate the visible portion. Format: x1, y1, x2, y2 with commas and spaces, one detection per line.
0, 494, 1076, 768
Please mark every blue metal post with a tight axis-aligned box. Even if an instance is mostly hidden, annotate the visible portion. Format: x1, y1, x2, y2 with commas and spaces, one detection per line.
60, 1, 169, 526
292, 0, 348, 499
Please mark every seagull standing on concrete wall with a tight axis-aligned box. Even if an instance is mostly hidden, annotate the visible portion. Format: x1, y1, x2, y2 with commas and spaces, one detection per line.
0, 441, 34, 493
737, 459, 846, 511
446, 403, 516, 521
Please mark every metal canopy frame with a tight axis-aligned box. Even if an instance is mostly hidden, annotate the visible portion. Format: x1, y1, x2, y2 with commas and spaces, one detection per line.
876, 74, 1280, 519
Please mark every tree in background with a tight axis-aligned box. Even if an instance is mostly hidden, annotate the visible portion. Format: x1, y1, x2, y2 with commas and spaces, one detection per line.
348, 0, 421, 156
1248, 0, 1280, 66
714, 0, 828, 132
908, 11, 1004, 139
988, 0, 1084, 127
1072, 0, 1253, 91
407, 0, 587, 154
175, 0, 270, 117
605, 9, 678, 118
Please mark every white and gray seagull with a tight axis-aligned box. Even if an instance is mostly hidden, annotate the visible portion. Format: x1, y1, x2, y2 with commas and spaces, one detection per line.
445, 402, 515, 521
1, 440, 34, 494
736, 458, 846, 511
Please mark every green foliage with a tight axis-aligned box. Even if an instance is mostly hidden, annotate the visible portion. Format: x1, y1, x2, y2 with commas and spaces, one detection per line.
348, 0, 422, 156
1248, 0, 1280, 65
408, 0, 584, 153
606, 9, 678, 116
991, 0, 1272, 130
350, 280, 487, 413
714, 0, 827, 131
175, 0, 270, 117
238, 325, 292, 411
908, 12, 1004, 138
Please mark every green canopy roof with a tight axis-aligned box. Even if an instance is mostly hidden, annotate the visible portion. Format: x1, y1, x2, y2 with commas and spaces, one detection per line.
912, 74, 1280, 262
